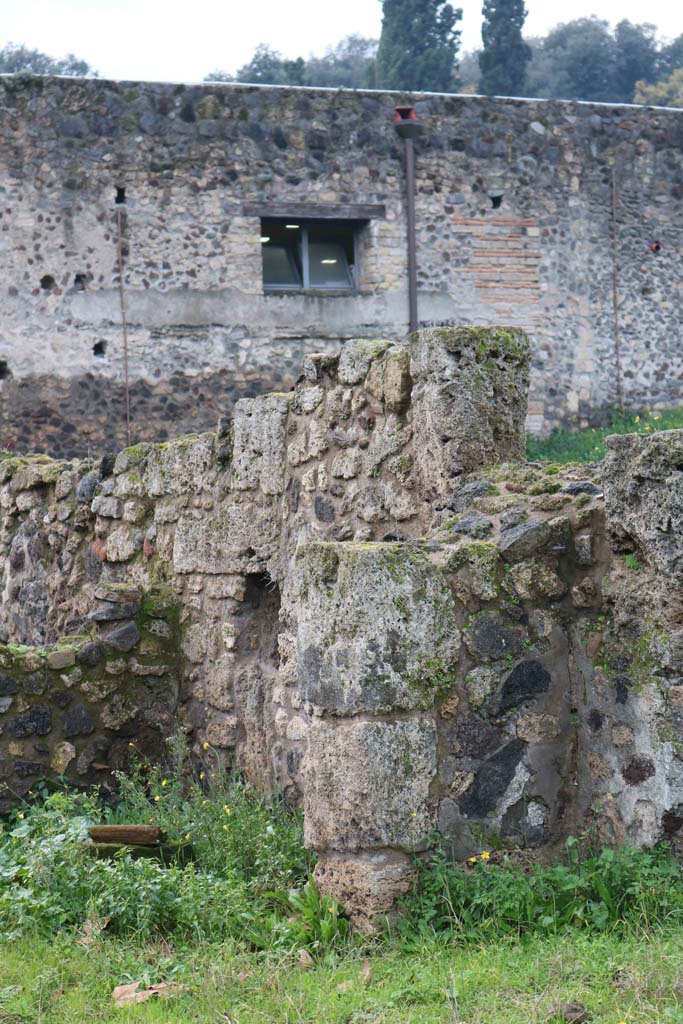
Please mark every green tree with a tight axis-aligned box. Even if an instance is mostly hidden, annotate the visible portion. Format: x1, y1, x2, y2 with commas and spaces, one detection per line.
375, 0, 463, 92
0, 42, 96, 76
206, 44, 305, 86
634, 67, 683, 106
659, 34, 683, 76
479, 0, 531, 96
523, 18, 660, 103
303, 35, 378, 89
613, 21, 659, 101
524, 18, 615, 102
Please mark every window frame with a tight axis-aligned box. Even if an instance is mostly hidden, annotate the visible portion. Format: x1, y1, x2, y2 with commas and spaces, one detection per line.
261, 218, 361, 295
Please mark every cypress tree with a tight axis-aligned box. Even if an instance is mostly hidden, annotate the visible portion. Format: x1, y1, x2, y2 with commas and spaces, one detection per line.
376, 0, 463, 93
479, 0, 531, 96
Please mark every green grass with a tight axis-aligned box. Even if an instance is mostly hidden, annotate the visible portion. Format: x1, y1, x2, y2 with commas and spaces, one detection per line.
526, 408, 683, 464
1, 930, 683, 1023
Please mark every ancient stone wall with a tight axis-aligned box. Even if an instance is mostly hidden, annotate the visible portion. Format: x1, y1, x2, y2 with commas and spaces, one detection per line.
1, 77, 683, 455
1, 326, 683, 928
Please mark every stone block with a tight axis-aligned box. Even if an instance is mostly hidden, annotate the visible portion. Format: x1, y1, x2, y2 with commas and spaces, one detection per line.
410, 326, 529, 502
499, 519, 552, 561
303, 717, 437, 852
604, 432, 683, 581
231, 395, 290, 494
295, 542, 460, 714
313, 851, 416, 933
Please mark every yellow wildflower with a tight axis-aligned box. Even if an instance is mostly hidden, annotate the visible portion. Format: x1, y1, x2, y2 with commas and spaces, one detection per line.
481, 850, 491, 860
184, 833, 190, 840
17, 813, 24, 820
634, 415, 640, 423
154, 796, 160, 802
199, 772, 205, 780
223, 805, 231, 816
202, 742, 209, 751
654, 415, 661, 420
328, 906, 335, 913
161, 779, 167, 787
468, 856, 477, 863
223, 824, 229, 831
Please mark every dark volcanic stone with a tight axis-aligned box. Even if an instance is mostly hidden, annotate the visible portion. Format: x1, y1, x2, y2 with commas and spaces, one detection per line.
562, 480, 602, 496
615, 675, 633, 704
9, 705, 52, 738
77, 642, 105, 667
14, 759, 45, 778
449, 513, 493, 538
104, 621, 140, 652
89, 601, 140, 622
444, 714, 500, 759
449, 480, 492, 512
63, 704, 95, 738
465, 613, 526, 660
622, 755, 656, 785
76, 469, 99, 505
499, 660, 552, 712
314, 496, 335, 523
53, 690, 73, 709
0, 676, 18, 697
587, 709, 604, 732
499, 519, 552, 561
459, 740, 526, 818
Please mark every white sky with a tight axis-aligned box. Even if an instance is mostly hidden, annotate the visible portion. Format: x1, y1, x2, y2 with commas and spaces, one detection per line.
1, 0, 681, 83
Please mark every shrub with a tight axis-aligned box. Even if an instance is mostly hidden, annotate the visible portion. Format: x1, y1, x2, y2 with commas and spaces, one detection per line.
398, 838, 683, 944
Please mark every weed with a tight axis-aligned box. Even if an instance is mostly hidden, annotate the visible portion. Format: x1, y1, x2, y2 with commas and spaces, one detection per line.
527, 408, 683, 464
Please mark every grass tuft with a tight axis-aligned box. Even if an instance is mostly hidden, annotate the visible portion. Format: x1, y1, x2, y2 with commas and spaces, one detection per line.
526, 408, 683, 464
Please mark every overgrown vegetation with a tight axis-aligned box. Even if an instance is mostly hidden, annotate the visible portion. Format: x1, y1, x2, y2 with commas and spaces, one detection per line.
526, 408, 683, 464
400, 837, 683, 944
0, 741, 350, 953
3, 750, 683, 1019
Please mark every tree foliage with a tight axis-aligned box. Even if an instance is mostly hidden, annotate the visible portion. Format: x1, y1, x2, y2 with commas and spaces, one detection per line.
203, 15, 683, 103
303, 36, 377, 89
479, 0, 531, 97
206, 36, 377, 89
524, 18, 660, 103
375, 0, 462, 92
634, 67, 683, 107
0, 42, 97, 77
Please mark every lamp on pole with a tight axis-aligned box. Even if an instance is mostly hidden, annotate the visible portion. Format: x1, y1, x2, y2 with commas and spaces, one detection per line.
393, 105, 423, 335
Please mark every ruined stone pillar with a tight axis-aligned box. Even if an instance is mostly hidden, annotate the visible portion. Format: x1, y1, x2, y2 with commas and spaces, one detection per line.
295, 541, 460, 932
410, 326, 530, 505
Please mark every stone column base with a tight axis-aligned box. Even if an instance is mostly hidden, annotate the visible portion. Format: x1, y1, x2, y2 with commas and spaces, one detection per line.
313, 850, 416, 934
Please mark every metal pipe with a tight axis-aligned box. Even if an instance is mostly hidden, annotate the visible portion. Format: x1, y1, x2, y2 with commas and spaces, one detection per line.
610, 166, 624, 413
405, 136, 418, 335
116, 207, 132, 446
393, 105, 423, 337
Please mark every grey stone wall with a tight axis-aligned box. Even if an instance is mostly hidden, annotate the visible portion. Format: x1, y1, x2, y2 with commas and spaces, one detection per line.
1, 77, 683, 455
2, 327, 683, 929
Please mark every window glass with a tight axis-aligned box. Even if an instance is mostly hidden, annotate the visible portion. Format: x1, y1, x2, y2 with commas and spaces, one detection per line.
261, 218, 357, 291
308, 242, 353, 288
262, 220, 302, 288
263, 245, 301, 287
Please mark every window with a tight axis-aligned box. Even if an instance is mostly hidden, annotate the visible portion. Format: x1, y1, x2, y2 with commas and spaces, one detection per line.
261, 218, 359, 292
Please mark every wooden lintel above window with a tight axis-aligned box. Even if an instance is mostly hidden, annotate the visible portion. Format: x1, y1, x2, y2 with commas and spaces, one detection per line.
242, 202, 386, 220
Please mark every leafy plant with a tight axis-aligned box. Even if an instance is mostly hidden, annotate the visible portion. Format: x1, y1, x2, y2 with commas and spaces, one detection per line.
398, 838, 683, 944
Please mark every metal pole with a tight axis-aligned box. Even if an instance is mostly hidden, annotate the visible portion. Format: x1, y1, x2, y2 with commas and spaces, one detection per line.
405, 136, 418, 335
610, 167, 624, 413
116, 207, 132, 446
